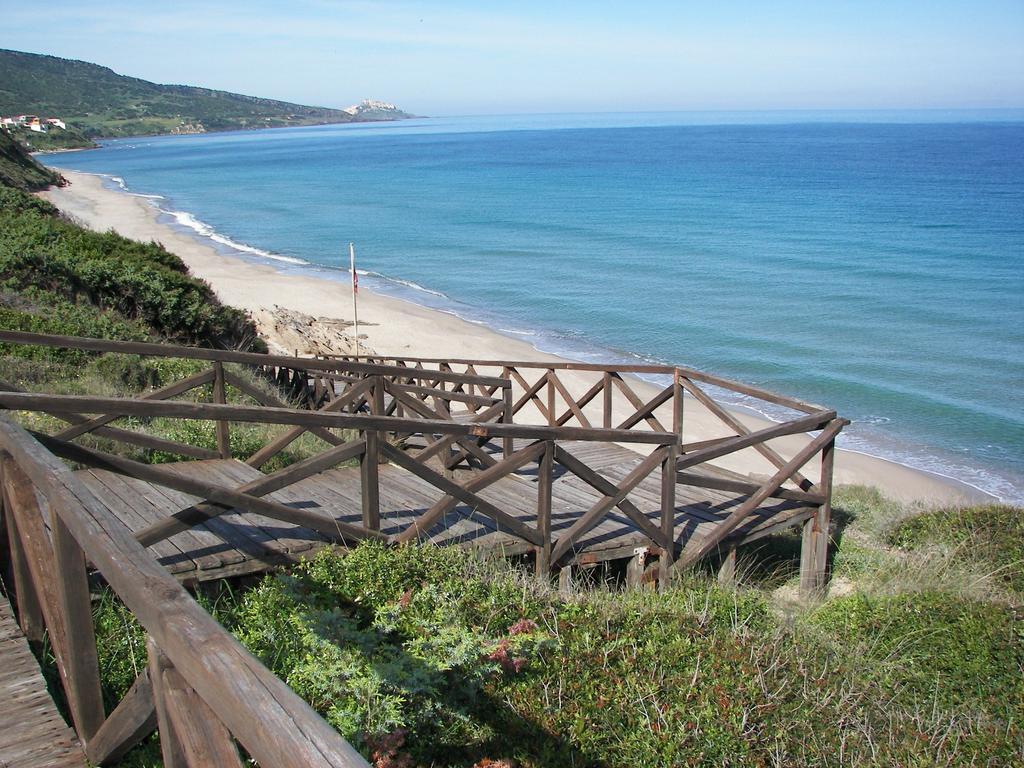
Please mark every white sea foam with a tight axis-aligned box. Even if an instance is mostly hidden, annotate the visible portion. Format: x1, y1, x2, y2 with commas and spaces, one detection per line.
159, 207, 308, 265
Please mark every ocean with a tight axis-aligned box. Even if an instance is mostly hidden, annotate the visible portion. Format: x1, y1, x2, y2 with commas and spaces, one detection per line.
42, 111, 1024, 503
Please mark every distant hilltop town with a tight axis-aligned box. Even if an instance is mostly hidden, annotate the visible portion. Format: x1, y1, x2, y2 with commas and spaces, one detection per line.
1, 114, 66, 132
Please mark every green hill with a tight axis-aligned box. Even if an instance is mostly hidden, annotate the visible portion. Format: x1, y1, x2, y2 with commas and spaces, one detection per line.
0, 48, 409, 143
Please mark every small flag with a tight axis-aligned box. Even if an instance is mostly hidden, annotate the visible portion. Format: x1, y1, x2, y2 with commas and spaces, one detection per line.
350, 242, 358, 294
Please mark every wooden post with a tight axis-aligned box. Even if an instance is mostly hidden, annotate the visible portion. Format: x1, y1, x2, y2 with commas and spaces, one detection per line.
602, 372, 612, 429
85, 669, 158, 765
625, 547, 648, 588
49, 497, 105, 741
212, 362, 231, 459
800, 437, 835, 597
360, 431, 380, 531
558, 565, 573, 595
0, 456, 43, 641
659, 444, 677, 588
547, 370, 556, 426
535, 441, 553, 576
371, 375, 386, 416
502, 386, 513, 459
717, 548, 737, 586
148, 638, 187, 768
672, 369, 684, 443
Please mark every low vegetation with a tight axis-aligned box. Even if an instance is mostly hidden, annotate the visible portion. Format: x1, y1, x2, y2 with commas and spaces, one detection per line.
86, 504, 1022, 768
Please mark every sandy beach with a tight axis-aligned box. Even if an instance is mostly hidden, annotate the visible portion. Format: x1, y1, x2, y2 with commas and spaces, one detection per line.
41, 170, 994, 505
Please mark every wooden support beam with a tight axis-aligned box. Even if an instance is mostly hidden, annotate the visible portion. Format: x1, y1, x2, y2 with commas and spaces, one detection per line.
609, 373, 668, 432
0, 456, 44, 641
148, 640, 186, 768
549, 371, 592, 428
717, 548, 737, 586
54, 369, 216, 441
381, 442, 545, 547
135, 437, 368, 546
615, 384, 673, 432
535, 441, 553, 576
676, 471, 826, 505
550, 446, 668, 564
552, 445, 665, 548
800, 436, 835, 597
163, 666, 245, 767
86, 669, 157, 766
675, 419, 847, 570
659, 443, 677, 587
212, 362, 231, 459
49, 495, 106, 741
393, 441, 546, 544
361, 431, 380, 532
0, 391, 677, 445
680, 377, 821, 490
675, 409, 836, 473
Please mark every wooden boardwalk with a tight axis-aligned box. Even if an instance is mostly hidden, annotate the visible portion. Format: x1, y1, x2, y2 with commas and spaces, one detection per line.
0, 594, 87, 768
74, 438, 814, 584
0, 331, 846, 766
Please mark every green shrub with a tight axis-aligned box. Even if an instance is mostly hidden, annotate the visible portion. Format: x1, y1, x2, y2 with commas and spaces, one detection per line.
891, 505, 1024, 592
0, 183, 265, 351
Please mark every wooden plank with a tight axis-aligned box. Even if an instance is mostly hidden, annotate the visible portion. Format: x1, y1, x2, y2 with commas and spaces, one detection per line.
0, 594, 88, 768
85, 669, 157, 766
36, 436, 380, 547
77, 470, 199, 574
135, 438, 366, 546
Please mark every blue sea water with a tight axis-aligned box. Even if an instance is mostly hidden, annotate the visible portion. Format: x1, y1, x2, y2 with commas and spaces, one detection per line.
43, 111, 1024, 502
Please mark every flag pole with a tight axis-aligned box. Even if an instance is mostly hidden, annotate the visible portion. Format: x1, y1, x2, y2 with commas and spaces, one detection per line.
349, 242, 360, 358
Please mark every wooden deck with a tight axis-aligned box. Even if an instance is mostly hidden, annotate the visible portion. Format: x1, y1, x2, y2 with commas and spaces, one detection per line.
0, 594, 87, 768
75, 438, 814, 583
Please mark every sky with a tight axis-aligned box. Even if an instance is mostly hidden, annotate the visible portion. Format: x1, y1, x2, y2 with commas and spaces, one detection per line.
1, 0, 1022, 115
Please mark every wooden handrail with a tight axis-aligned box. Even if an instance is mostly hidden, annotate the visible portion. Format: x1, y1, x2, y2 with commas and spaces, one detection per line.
0, 391, 678, 445
0, 330, 510, 389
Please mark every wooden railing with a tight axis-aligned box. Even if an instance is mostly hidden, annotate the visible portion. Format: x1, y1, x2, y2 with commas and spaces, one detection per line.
0, 331, 847, 762
0, 416, 370, 767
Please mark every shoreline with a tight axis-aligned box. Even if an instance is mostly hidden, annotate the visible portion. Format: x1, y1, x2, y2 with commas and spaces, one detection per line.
41, 169, 996, 506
